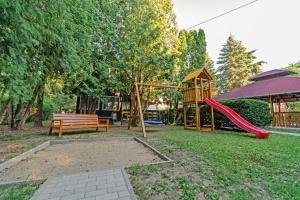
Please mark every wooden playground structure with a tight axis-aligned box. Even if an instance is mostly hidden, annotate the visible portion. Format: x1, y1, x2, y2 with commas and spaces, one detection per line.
128, 68, 215, 137
181, 68, 215, 132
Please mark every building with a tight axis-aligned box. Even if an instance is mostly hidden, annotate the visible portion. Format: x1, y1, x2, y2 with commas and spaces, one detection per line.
215, 69, 300, 128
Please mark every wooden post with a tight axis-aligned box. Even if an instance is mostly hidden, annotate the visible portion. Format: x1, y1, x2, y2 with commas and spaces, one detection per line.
209, 81, 214, 131
128, 90, 135, 130
209, 81, 213, 99
183, 105, 187, 129
194, 78, 200, 130
200, 78, 204, 102
270, 96, 275, 126
135, 83, 147, 137
210, 105, 215, 131
278, 98, 281, 126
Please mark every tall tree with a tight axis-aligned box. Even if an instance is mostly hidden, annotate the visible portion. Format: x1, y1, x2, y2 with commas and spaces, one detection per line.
177, 30, 188, 79
216, 35, 265, 94
204, 53, 216, 80
197, 29, 207, 68
177, 28, 207, 78
0, 0, 100, 128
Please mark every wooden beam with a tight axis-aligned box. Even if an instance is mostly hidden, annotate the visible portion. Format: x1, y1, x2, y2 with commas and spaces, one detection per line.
136, 83, 184, 89
135, 83, 147, 137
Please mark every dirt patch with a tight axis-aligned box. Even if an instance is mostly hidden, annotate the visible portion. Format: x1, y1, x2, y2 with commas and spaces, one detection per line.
0, 138, 163, 182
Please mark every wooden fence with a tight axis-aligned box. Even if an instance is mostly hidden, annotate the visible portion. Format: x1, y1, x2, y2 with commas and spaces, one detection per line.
273, 112, 300, 128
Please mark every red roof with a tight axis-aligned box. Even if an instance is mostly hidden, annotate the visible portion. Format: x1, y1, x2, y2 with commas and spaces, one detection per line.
249, 69, 296, 81
215, 76, 300, 100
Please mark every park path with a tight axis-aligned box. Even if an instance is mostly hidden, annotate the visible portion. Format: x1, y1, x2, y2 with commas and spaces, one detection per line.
30, 169, 137, 200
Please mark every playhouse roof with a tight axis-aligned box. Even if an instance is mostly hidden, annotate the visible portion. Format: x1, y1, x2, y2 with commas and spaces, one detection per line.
215, 76, 300, 101
249, 69, 296, 81
181, 68, 212, 83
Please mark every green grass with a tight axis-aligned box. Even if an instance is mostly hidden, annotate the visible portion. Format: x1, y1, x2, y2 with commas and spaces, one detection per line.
0, 183, 39, 200
1, 124, 299, 199
128, 127, 300, 200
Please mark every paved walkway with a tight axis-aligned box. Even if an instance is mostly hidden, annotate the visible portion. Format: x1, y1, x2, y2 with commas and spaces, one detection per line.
272, 131, 300, 137
31, 169, 136, 200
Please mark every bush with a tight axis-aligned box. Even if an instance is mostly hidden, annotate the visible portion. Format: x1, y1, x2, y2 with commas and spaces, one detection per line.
42, 98, 56, 120
201, 99, 272, 129
27, 98, 56, 122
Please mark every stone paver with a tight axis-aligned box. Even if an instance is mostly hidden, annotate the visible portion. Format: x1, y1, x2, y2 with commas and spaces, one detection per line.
31, 169, 136, 200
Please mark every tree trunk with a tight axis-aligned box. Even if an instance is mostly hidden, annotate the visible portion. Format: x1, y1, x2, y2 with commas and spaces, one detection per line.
0, 88, 6, 109
8, 99, 14, 128
0, 98, 11, 125
16, 87, 39, 130
34, 85, 44, 127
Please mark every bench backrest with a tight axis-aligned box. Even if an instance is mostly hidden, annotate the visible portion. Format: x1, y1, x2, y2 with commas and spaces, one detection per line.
53, 114, 98, 126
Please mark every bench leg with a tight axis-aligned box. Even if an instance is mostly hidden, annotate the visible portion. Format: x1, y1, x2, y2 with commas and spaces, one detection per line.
96, 127, 99, 132
58, 120, 63, 139
49, 120, 54, 135
49, 127, 53, 135
58, 127, 63, 138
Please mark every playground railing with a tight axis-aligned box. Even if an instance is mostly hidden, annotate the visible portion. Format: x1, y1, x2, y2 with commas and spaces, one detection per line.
183, 88, 211, 104
273, 112, 300, 128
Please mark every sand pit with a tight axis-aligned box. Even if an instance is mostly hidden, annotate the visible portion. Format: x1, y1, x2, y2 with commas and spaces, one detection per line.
0, 138, 164, 182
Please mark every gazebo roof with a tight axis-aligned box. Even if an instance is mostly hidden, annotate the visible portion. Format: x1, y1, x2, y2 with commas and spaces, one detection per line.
215, 76, 300, 101
181, 68, 212, 83
249, 69, 296, 81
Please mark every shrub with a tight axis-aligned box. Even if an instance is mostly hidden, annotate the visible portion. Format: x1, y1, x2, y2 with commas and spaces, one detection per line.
42, 98, 56, 120
27, 98, 56, 122
201, 99, 272, 129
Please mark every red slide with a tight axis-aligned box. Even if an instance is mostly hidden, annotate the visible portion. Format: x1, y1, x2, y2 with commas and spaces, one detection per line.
204, 98, 270, 139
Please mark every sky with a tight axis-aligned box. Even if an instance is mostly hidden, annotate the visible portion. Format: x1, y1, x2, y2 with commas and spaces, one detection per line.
172, 0, 300, 71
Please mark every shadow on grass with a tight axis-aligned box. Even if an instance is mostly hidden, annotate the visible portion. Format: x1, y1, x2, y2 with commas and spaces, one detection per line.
214, 129, 255, 139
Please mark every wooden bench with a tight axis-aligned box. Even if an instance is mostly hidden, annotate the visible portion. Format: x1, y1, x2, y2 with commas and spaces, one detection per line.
49, 114, 109, 138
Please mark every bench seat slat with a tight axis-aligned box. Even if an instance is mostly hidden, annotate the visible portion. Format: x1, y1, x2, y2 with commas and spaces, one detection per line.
53, 117, 98, 119
53, 125, 107, 129
53, 119, 99, 123
54, 122, 98, 126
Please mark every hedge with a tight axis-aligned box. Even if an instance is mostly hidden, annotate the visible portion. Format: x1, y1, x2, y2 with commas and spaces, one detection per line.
200, 99, 272, 129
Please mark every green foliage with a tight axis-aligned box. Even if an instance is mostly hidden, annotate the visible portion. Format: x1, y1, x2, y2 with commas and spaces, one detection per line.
216, 35, 265, 94
287, 102, 300, 112
176, 177, 197, 200
96, 0, 179, 95
204, 53, 216, 81
27, 97, 56, 122
0, 0, 101, 127
0, 183, 39, 200
40, 98, 55, 120
201, 99, 272, 129
283, 61, 300, 76
178, 28, 207, 78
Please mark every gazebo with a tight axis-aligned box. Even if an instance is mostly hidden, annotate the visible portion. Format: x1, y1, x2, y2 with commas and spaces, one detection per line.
215, 69, 300, 128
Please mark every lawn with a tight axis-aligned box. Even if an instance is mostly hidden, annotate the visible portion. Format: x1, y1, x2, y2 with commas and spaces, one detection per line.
0, 126, 299, 200
0, 182, 40, 200
127, 127, 300, 200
